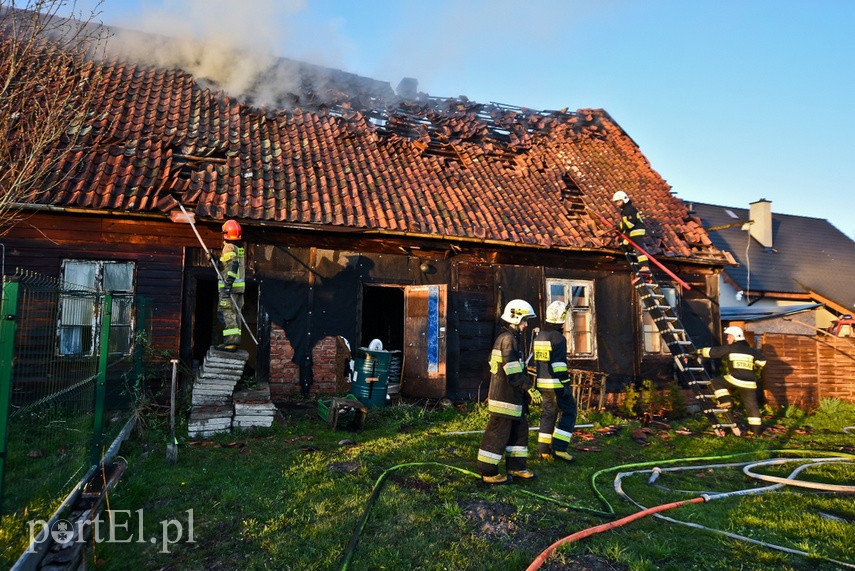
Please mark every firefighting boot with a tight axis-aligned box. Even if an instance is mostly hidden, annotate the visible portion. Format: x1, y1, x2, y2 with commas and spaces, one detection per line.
507, 469, 536, 480
554, 451, 575, 463
482, 473, 511, 485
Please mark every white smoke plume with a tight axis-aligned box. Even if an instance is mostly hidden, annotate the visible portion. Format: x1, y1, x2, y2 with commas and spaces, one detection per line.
101, 0, 312, 108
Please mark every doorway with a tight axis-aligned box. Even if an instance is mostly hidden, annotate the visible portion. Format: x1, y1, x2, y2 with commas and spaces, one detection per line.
360, 285, 404, 351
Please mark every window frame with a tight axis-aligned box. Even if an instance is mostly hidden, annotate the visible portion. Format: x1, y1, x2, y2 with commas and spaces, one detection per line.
545, 278, 596, 359
58, 260, 136, 357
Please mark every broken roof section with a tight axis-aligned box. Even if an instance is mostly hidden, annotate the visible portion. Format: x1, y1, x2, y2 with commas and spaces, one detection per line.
18, 34, 728, 264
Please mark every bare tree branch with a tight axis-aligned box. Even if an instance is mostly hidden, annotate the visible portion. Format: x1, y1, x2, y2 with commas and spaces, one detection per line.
0, 0, 109, 234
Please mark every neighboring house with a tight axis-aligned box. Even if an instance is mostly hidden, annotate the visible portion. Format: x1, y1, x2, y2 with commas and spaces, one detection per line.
687, 199, 855, 336
1, 35, 732, 400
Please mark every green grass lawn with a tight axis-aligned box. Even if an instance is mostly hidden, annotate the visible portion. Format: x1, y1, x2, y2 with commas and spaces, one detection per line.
5, 398, 854, 571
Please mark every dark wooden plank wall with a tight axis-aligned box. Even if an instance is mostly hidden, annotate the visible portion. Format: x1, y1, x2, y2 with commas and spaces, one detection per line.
2, 213, 197, 352
452, 261, 496, 397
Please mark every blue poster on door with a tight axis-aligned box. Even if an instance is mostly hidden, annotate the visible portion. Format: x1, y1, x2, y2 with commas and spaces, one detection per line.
427, 285, 439, 374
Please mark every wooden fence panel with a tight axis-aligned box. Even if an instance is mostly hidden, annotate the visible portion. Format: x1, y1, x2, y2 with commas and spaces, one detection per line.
760, 333, 855, 408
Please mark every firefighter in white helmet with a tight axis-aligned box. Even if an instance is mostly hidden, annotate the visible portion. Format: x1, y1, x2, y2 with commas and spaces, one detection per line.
696, 325, 767, 435
476, 299, 537, 484
612, 190, 653, 277
533, 301, 577, 461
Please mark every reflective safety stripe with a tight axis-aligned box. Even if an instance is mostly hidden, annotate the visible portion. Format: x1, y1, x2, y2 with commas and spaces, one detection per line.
504, 360, 523, 375
533, 340, 551, 361
636, 254, 649, 263
700, 347, 712, 358
553, 428, 573, 442
552, 362, 568, 373
755, 359, 767, 368
477, 449, 502, 465
747, 417, 762, 426
222, 328, 241, 336
488, 349, 502, 374
537, 378, 563, 389
724, 375, 757, 389
629, 228, 646, 237
505, 446, 528, 457
714, 388, 731, 398
218, 300, 232, 308
538, 433, 553, 444
488, 399, 523, 417
622, 216, 634, 229
221, 251, 237, 263
728, 352, 756, 371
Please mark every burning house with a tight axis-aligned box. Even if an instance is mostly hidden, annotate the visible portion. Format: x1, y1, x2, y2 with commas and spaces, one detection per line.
0, 28, 732, 402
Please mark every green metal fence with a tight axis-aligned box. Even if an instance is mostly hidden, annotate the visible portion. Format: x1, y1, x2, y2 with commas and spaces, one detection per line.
0, 271, 148, 558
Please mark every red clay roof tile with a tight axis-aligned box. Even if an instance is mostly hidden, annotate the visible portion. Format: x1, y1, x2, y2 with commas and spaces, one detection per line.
15, 40, 727, 263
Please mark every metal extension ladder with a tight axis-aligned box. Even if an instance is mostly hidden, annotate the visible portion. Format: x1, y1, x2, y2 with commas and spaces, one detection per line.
624, 247, 741, 437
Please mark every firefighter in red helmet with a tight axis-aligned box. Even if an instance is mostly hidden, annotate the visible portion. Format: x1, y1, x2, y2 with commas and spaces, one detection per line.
216, 220, 245, 351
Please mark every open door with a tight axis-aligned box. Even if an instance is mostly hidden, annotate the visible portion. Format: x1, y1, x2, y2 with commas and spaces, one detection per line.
402, 284, 447, 398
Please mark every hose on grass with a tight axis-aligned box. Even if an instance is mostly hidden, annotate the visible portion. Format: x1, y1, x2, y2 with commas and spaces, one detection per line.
337, 461, 613, 571
610, 456, 855, 570
527, 450, 855, 571
589, 448, 854, 516
525, 496, 707, 571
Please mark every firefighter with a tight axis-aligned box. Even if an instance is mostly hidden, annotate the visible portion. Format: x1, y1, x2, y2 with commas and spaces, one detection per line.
216, 219, 246, 352
534, 301, 577, 462
612, 190, 652, 275
696, 326, 767, 435
476, 299, 537, 484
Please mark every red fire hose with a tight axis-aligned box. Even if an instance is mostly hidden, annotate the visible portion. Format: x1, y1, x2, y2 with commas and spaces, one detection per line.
525, 496, 706, 571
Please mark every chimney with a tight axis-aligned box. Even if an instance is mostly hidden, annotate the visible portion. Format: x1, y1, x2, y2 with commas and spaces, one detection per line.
749, 199, 773, 248
396, 77, 418, 99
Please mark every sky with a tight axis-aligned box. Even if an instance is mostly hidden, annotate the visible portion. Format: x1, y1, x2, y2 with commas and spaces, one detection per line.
60, 0, 855, 239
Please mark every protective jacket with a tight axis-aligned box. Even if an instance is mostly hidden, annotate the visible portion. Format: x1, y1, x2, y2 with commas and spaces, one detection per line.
700, 339, 766, 389
486, 326, 530, 418
533, 327, 569, 389
219, 242, 246, 294
217, 241, 246, 345
619, 199, 646, 241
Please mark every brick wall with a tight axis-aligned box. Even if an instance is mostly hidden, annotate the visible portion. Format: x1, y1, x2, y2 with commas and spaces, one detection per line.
760, 333, 855, 409
268, 326, 339, 398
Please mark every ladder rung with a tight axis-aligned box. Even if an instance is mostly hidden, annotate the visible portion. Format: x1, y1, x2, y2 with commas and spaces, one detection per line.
688, 380, 712, 386
704, 408, 731, 415
712, 423, 738, 429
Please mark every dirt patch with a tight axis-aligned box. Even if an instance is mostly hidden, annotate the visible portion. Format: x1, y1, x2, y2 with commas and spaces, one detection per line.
459, 499, 544, 554
327, 461, 361, 474
460, 499, 627, 571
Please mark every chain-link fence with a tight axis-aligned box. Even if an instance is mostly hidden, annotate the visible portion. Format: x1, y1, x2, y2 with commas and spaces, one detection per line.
0, 271, 149, 561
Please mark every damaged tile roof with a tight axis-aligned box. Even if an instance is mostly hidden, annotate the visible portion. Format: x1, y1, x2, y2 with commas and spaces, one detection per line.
24, 39, 727, 264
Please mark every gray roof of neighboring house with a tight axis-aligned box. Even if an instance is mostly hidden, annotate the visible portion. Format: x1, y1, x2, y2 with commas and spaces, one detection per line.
720, 303, 822, 322
687, 202, 855, 312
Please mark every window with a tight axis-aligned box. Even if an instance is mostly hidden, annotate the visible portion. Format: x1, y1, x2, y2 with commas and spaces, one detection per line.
642, 286, 679, 354
546, 278, 595, 358
59, 260, 135, 356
